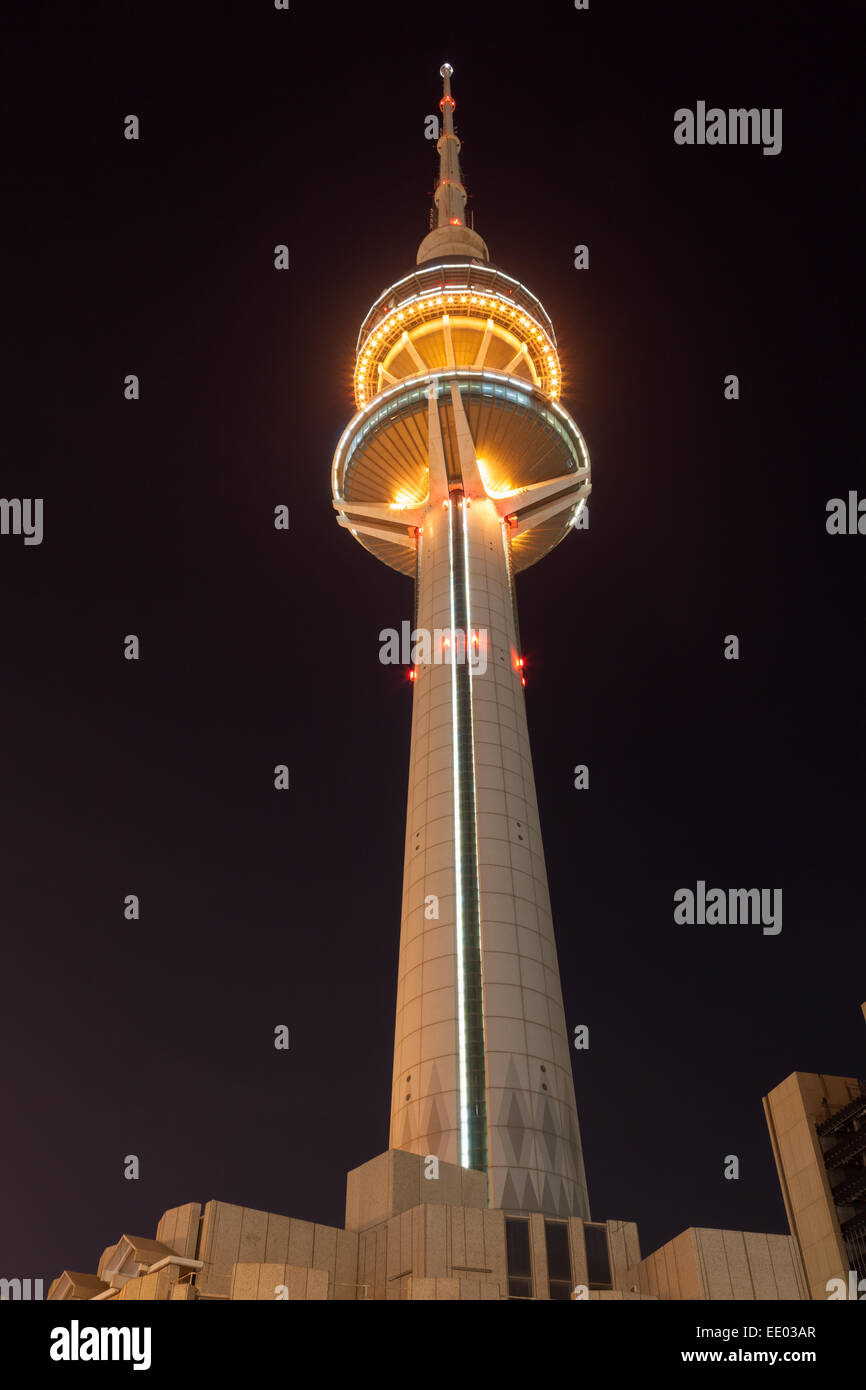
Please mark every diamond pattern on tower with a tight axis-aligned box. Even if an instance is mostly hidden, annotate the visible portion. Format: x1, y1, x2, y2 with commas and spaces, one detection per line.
422, 1061, 448, 1156
540, 1173, 557, 1218
557, 1179, 572, 1219
565, 1107, 581, 1178
538, 1094, 559, 1171
499, 1090, 530, 1166
400, 1107, 413, 1150
519, 1170, 538, 1212
499, 1169, 522, 1212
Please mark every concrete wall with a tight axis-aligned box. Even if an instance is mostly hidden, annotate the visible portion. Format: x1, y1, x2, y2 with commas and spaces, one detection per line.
196, 1201, 358, 1301
764, 1071, 857, 1300
155, 1202, 201, 1260
626, 1227, 807, 1300
230, 1263, 329, 1300
408, 1276, 502, 1299
119, 1268, 175, 1301
356, 1202, 508, 1300
345, 1149, 487, 1232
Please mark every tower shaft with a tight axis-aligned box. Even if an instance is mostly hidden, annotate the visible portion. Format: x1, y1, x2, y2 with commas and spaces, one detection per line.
389, 387, 590, 1219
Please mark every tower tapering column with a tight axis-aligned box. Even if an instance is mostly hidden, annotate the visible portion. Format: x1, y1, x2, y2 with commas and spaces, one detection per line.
332, 64, 593, 1219
388, 382, 590, 1218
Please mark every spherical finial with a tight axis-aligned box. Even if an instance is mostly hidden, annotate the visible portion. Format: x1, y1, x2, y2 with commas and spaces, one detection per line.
440, 63, 453, 78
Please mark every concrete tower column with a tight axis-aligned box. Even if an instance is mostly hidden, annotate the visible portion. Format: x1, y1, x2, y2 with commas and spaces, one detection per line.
389, 384, 590, 1220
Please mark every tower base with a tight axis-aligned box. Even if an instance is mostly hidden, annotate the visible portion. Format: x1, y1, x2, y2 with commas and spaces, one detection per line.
47, 1149, 806, 1302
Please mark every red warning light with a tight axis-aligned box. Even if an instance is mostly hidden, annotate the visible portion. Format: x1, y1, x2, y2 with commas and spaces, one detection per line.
449, 217, 462, 226
409, 668, 417, 682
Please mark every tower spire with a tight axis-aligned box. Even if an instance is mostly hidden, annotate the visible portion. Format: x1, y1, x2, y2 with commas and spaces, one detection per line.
435, 63, 465, 231
416, 64, 490, 265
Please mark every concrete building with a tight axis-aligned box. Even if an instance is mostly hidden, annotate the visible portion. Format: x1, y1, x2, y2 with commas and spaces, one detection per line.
47, 1150, 807, 1303
764, 1065, 866, 1301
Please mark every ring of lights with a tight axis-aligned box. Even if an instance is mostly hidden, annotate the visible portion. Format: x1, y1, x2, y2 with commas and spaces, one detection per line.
354, 289, 562, 408
352, 262, 565, 410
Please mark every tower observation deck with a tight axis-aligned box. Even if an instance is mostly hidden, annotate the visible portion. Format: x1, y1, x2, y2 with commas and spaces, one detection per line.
332, 65, 592, 1219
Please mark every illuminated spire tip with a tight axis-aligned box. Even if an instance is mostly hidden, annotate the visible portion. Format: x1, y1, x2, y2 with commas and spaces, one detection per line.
416, 64, 490, 266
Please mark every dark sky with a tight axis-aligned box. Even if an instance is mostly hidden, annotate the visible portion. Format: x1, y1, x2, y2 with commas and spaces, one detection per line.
2, 0, 863, 1285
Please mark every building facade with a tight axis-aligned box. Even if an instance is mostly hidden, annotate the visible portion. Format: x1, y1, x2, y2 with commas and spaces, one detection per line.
47, 1150, 806, 1303
764, 1067, 866, 1300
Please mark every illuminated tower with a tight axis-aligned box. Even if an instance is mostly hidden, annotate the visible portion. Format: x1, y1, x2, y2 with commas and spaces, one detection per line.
332, 65, 592, 1219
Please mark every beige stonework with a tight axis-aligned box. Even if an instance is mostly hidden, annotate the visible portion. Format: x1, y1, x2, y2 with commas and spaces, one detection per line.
47, 1153, 801, 1301
48, 1148, 654, 1301
46, 1271, 109, 1301
626, 1227, 806, 1301
119, 1268, 176, 1301
588, 1290, 657, 1301
764, 1071, 861, 1301
345, 1148, 487, 1232
155, 1202, 201, 1260
230, 1263, 329, 1300
407, 1275, 502, 1299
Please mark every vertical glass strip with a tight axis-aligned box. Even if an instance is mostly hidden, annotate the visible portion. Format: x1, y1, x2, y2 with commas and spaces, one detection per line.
449, 491, 488, 1177
413, 527, 421, 638
501, 521, 522, 655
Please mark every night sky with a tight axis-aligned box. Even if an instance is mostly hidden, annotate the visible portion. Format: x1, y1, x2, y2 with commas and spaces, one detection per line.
3, 0, 863, 1287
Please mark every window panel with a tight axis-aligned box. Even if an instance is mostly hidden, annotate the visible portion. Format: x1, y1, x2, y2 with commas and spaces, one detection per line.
585, 1223, 611, 1288
505, 1217, 533, 1298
